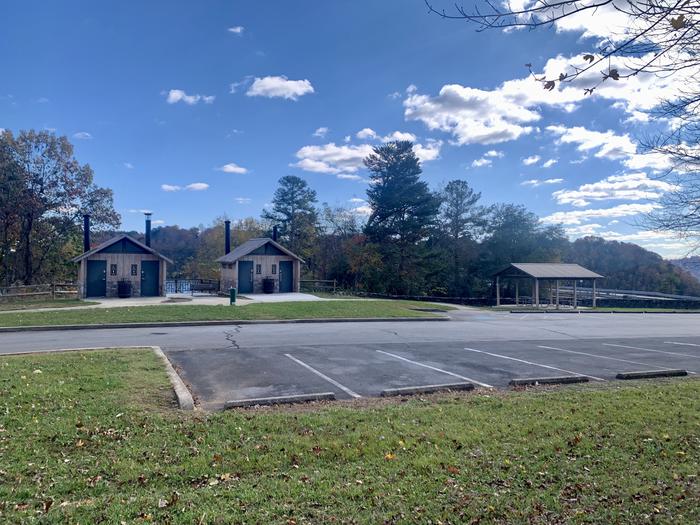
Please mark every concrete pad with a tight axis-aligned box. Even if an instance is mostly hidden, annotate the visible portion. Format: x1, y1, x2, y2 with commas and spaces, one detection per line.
244, 293, 326, 303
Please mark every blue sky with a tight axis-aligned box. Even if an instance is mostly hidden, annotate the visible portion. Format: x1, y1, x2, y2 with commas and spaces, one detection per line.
0, 1, 688, 256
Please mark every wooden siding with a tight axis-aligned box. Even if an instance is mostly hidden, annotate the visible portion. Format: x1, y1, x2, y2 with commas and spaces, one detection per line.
219, 255, 300, 293
78, 252, 166, 298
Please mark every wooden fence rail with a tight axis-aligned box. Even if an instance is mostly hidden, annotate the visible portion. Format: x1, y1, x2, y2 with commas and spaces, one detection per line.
0, 283, 78, 301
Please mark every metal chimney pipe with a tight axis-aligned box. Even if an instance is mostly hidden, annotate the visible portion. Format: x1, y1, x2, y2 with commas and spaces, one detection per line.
83, 214, 91, 252
224, 220, 231, 255
272, 225, 278, 242
145, 212, 152, 247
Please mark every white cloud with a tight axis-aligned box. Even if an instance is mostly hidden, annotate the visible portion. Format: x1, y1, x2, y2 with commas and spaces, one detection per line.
228, 26, 244, 34
229, 77, 253, 94
161, 182, 209, 192
522, 155, 540, 166
542, 159, 558, 168
246, 76, 314, 100
292, 143, 374, 176
521, 178, 563, 187
356, 128, 377, 140
234, 197, 252, 204
185, 182, 209, 191
565, 223, 604, 236
404, 84, 538, 145
123, 162, 134, 169
349, 197, 366, 204
37, 97, 49, 103
552, 173, 677, 207
217, 162, 248, 174
356, 128, 417, 143
73, 131, 92, 140
313, 127, 329, 138
352, 205, 372, 216
413, 140, 442, 162
127, 208, 153, 214
294, 139, 440, 179
542, 203, 661, 225
472, 158, 492, 168
165, 89, 215, 105
152, 219, 165, 225
484, 150, 504, 158
547, 125, 636, 160
406, 84, 417, 94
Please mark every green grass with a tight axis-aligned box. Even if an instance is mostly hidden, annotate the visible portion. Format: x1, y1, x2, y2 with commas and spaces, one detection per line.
0, 298, 99, 312
1, 349, 698, 523
0, 300, 454, 327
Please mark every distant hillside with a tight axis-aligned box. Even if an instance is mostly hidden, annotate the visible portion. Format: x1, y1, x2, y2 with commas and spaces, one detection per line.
566, 237, 700, 296
669, 256, 700, 283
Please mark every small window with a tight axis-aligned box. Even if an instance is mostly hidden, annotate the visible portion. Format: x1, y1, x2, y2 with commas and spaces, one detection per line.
110, 264, 118, 276
256, 264, 262, 274
131, 264, 138, 276
272, 264, 277, 275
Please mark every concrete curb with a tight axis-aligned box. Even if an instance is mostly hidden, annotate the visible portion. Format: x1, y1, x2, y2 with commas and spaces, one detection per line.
616, 369, 688, 380
151, 346, 195, 411
380, 382, 474, 397
509, 376, 589, 386
0, 316, 449, 333
225, 392, 336, 408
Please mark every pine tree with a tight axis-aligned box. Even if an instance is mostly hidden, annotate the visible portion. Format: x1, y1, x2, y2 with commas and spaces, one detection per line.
364, 141, 439, 293
262, 175, 318, 259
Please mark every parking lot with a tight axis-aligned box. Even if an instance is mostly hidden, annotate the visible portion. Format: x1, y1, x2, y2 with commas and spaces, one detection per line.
165, 336, 700, 410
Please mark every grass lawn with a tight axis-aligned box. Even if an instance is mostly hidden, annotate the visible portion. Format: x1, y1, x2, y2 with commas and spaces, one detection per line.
1, 349, 698, 523
0, 299, 99, 312
0, 300, 454, 327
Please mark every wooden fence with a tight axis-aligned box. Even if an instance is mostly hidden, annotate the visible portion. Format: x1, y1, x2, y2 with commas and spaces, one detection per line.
299, 279, 337, 294
0, 283, 78, 302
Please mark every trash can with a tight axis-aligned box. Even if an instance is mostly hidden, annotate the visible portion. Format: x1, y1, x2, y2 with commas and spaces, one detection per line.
263, 278, 275, 294
117, 279, 132, 298
229, 287, 237, 305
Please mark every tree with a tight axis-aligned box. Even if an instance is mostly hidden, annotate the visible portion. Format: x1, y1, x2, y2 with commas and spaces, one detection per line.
438, 180, 486, 295
0, 130, 120, 285
364, 141, 440, 293
262, 175, 318, 260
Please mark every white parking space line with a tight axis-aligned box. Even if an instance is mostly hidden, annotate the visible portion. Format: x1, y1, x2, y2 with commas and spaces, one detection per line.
376, 350, 493, 388
537, 345, 681, 370
664, 341, 700, 348
603, 343, 699, 359
462, 347, 606, 382
285, 354, 361, 398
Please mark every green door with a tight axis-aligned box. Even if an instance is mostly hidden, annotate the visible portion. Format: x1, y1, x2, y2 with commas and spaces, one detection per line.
86, 260, 107, 297
141, 260, 159, 297
238, 261, 254, 293
279, 261, 293, 293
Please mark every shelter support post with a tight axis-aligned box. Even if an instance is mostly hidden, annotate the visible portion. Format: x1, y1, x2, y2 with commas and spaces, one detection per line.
592, 279, 597, 308
515, 281, 519, 306
556, 280, 560, 309
573, 280, 578, 308
534, 278, 539, 308
495, 276, 500, 307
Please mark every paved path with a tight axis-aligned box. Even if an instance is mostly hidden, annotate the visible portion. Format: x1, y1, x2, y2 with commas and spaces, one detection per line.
2, 309, 699, 409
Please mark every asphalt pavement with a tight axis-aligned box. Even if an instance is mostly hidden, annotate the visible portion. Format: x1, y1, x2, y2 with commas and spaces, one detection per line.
2, 309, 699, 409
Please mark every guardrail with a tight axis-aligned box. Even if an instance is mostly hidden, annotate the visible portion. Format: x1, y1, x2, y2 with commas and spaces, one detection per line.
0, 283, 78, 302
